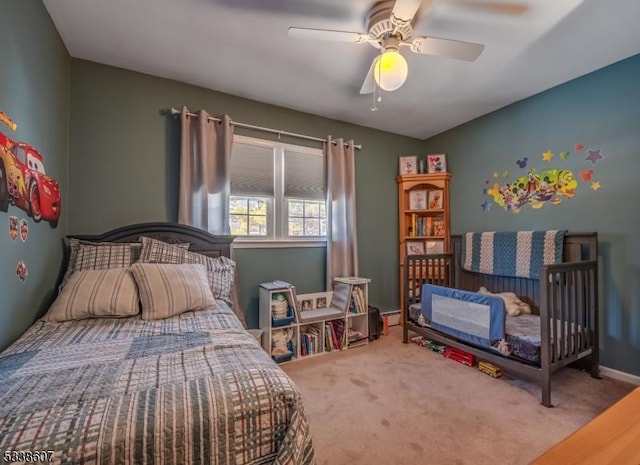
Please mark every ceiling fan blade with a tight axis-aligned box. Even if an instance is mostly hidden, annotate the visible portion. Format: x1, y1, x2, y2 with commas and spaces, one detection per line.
451, 1, 529, 15
411, 36, 485, 61
288, 27, 368, 43
359, 56, 379, 95
391, 0, 423, 22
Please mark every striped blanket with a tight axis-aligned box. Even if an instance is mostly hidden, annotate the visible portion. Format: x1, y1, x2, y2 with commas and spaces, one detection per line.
462, 230, 566, 279
0, 302, 315, 465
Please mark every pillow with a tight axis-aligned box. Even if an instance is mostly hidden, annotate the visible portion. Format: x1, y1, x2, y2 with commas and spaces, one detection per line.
60, 239, 142, 291
138, 236, 235, 303
130, 263, 216, 320
60, 238, 190, 291
44, 267, 140, 322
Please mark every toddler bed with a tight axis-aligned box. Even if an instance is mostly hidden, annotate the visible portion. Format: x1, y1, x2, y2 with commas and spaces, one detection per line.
0, 222, 315, 465
403, 231, 599, 407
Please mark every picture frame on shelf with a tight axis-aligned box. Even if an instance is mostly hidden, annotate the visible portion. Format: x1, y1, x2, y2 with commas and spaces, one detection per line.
427, 154, 447, 173
425, 240, 444, 254
406, 240, 425, 255
399, 155, 418, 175
428, 189, 443, 209
297, 291, 333, 312
299, 298, 313, 312
409, 190, 427, 210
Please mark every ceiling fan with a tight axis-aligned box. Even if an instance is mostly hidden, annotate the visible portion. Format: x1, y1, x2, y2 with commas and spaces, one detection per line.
288, 0, 529, 94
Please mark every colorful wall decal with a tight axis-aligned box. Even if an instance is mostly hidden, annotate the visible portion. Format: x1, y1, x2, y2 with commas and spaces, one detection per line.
0, 110, 17, 132
19, 218, 28, 242
0, 122, 61, 228
9, 215, 18, 240
481, 143, 606, 213
586, 149, 604, 164
16, 260, 28, 282
580, 169, 594, 182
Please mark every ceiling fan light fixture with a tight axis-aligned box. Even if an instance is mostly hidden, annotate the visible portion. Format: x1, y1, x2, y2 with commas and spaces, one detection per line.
374, 49, 408, 92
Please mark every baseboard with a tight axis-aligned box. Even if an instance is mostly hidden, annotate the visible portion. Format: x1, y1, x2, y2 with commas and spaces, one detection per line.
381, 310, 401, 326
600, 365, 640, 386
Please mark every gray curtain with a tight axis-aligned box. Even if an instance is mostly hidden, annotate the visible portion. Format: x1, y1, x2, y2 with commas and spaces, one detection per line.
178, 106, 234, 235
325, 137, 359, 289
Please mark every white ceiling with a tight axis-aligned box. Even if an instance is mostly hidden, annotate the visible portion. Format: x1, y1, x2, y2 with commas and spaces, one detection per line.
43, 0, 640, 139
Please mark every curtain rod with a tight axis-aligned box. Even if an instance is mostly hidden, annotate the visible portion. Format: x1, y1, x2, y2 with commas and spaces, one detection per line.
170, 107, 361, 150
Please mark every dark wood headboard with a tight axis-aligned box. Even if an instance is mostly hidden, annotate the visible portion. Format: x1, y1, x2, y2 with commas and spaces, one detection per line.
62, 222, 245, 326
68, 222, 236, 259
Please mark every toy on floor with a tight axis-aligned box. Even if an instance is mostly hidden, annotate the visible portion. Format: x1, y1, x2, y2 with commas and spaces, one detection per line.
427, 341, 446, 353
478, 361, 503, 378
410, 335, 430, 347
443, 347, 476, 367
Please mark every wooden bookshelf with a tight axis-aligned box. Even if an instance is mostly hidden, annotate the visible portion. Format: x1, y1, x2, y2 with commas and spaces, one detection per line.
397, 173, 452, 320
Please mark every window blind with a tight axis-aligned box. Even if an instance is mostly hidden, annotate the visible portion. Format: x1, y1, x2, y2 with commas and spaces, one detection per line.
230, 142, 274, 196
284, 150, 325, 200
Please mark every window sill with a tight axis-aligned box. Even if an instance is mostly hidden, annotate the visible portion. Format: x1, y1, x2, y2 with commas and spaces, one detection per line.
232, 239, 326, 249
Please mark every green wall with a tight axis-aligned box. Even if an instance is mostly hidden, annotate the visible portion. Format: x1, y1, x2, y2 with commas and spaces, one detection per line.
425, 53, 640, 377
7, 9, 632, 376
0, 0, 69, 350
68, 60, 426, 328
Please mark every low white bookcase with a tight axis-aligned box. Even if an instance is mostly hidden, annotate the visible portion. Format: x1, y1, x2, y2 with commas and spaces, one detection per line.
258, 277, 370, 364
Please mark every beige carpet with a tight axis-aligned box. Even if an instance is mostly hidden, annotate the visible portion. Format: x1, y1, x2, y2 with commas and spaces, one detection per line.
282, 326, 635, 465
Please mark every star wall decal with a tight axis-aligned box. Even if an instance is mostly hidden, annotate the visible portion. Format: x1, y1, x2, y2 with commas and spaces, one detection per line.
481, 201, 491, 212
542, 150, 554, 161
586, 150, 603, 164
575, 143, 584, 151
591, 181, 601, 191
493, 171, 499, 178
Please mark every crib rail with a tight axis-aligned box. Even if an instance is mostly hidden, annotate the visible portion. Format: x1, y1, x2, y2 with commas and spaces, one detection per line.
404, 254, 454, 308
539, 260, 599, 370
451, 233, 598, 315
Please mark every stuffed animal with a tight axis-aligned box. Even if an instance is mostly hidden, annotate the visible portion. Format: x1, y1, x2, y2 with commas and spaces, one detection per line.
271, 327, 293, 356
478, 286, 532, 317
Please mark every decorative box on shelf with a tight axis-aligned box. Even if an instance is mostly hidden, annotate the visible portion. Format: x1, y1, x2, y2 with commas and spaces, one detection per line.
271, 292, 295, 327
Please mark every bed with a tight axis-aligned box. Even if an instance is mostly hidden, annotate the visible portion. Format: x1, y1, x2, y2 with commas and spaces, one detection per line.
0, 222, 315, 465
402, 231, 599, 407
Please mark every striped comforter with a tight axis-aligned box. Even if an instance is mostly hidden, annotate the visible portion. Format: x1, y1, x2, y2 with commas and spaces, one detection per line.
0, 303, 315, 465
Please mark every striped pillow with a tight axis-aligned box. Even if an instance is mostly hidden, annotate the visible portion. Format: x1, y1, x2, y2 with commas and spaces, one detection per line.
44, 267, 140, 322
138, 236, 235, 303
130, 263, 216, 320
61, 239, 190, 291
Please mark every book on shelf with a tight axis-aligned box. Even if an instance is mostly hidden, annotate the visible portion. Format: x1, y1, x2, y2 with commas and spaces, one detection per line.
348, 287, 366, 314
432, 215, 446, 236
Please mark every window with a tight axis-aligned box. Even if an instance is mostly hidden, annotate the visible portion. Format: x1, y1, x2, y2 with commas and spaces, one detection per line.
229, 135, 326, 243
